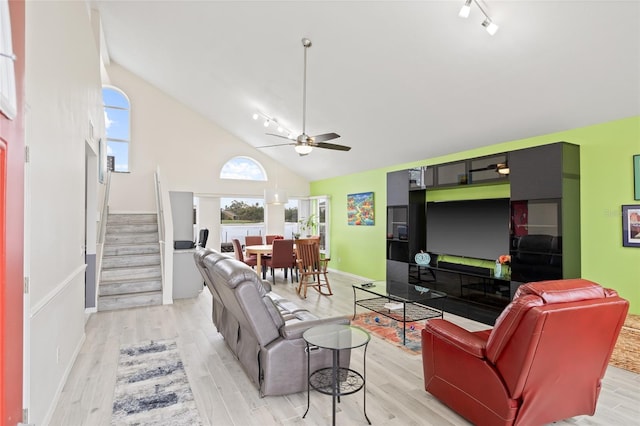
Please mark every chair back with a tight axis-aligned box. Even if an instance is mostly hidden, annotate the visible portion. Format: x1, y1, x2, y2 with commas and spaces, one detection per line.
269, 239, 295, 268
245, 235, 263, 246
231, 238, 244, 261
197, 228, 209, 247
295, 238, 321, 272
266, 234, 284, 244
485, 278, 628, 424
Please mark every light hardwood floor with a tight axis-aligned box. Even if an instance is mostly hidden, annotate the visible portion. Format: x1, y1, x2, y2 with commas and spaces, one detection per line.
50, 270, 640, 425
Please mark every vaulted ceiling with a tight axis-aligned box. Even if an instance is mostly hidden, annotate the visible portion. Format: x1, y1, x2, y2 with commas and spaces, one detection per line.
93, 1, 640, 181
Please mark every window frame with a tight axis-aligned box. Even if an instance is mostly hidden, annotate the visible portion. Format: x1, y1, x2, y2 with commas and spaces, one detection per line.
0, 0, 17, 120
102, 85, 131, 173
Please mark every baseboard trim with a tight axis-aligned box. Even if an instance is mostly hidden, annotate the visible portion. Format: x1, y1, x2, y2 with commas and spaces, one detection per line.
327, 268, 373, 283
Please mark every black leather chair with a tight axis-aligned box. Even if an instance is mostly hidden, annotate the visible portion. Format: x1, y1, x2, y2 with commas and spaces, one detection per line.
197, 228, 209, 248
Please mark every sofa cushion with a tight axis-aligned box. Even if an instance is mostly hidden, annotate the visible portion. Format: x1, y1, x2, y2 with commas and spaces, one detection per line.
203, 253, 271, 295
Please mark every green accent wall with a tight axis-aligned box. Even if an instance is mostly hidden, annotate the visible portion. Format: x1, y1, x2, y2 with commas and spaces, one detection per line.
311, 116, 640, 315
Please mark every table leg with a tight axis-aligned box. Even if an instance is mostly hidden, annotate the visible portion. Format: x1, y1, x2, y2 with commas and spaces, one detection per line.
402, 302, 407, 345
256, 253, 262, 277
303, 342, 311, 419
363, 343, 371, 425
332, 349, 338, 426
352, 287, 357, 319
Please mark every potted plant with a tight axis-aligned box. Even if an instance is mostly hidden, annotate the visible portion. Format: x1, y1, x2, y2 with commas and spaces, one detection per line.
298, 214, 317, 237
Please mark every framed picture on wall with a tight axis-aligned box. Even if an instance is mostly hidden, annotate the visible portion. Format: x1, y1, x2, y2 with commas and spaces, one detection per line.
634, 155, 640, 200
622, 204, 640, 247
347, 192, 374, 226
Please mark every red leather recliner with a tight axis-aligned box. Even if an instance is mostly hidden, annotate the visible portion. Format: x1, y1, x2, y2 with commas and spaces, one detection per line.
421, 279, 629, 426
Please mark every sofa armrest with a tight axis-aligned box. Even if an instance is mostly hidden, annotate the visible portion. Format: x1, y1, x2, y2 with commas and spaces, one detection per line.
424, 319, 488, 359
280, 315, 350, 340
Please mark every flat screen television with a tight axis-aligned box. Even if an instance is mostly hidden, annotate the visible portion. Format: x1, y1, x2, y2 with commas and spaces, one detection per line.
426, 198, 510, 261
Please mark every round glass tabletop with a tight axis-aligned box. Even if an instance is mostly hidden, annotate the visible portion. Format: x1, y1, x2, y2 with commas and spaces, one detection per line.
303, 324, 370, 350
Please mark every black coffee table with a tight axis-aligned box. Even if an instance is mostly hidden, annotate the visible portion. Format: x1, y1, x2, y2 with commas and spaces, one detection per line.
352, 280, 447, 345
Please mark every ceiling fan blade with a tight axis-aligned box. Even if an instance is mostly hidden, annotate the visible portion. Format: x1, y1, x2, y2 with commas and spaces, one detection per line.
311, 132, 340, 142
256, 142, 296, 149
266, 133, 296, 141
315, 142, 351, 151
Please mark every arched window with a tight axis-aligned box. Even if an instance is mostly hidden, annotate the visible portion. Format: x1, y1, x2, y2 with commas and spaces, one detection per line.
102, 86, 130, 172
220, 156, 267, 181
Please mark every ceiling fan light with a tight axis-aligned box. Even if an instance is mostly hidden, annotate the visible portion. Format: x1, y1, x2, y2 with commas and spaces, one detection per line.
277, 125, 284, 132
263, 119, 270, 127
482, 18, 499, 35
459, 0, 472, 18
252, 113, 259, 120
294, 144, 313, 155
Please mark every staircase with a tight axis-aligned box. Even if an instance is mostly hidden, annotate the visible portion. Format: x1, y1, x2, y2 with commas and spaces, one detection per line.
99, 213, 163, 311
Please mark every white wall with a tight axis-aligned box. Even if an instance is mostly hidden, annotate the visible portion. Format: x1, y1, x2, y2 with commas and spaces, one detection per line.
23, 4, 309, 423
105, 63, 310, 213
25, 2, 104, 423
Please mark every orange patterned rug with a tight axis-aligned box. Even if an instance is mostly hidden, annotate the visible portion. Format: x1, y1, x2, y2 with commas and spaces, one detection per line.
351, 312, 424, 354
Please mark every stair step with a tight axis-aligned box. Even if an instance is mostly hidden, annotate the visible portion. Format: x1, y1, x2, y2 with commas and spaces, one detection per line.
101, 265, 161, 283
103, 243, 160, 256
107, 214, 157, 225
99, 278, 162, 296
105, 233, 158, 245
98, 291, 162, 311
107, 223, 159, 234
102, 253, 161, 269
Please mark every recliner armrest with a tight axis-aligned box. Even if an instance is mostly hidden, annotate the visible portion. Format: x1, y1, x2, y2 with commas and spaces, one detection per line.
424, 319, 488, 359
280, 315, 350, 340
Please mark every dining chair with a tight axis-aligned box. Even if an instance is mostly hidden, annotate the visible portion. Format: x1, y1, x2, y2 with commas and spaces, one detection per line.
294, 238, 332, 298
265, 234, 284, 245
263, 239, 296, 285
232, 238, 258, 268
245, 235, 264, 246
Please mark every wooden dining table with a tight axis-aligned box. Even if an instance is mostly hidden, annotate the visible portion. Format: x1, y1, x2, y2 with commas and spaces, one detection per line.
244, 244, 273, 277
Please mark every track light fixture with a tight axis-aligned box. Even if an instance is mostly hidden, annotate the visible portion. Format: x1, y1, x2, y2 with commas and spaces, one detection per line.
482, 18, 499, 36
458, 0, 499, 35
458, 0, 472, 18
252, 111, 294, 136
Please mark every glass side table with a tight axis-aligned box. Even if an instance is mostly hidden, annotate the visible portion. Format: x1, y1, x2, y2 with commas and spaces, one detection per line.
303, 324, 371, 425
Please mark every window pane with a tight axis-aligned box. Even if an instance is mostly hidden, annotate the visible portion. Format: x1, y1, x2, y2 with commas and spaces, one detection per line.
102, 87, 129, 109
105, 106, 129, 141
107, 141, 129, 172
220, 157, 266, 181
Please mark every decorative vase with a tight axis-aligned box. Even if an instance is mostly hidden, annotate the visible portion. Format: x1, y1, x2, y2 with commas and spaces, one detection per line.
494, 261, 502, 278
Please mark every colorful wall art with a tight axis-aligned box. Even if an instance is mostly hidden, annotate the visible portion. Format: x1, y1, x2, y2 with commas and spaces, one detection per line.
347, 192, 375, 226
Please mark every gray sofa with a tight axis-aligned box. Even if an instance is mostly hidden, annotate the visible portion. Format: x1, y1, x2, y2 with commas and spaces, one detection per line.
194, 248, 350, 396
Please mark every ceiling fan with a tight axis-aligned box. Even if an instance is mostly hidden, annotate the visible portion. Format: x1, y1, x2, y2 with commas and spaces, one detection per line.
258, 38, 351, 156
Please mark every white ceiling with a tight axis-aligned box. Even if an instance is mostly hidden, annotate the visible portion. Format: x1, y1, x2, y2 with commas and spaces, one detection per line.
93, 0, 640, 181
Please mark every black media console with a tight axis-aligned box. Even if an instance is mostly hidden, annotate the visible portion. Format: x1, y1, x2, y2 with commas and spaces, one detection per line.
386, 143, 581, 325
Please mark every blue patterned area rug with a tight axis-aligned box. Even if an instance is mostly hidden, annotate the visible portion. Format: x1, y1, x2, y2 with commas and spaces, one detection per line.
112, 339, 202, 425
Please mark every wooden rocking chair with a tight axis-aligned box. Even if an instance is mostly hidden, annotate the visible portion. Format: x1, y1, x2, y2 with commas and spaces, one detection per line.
295, 238, 332, 298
